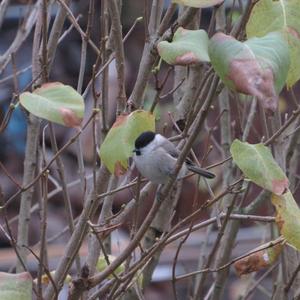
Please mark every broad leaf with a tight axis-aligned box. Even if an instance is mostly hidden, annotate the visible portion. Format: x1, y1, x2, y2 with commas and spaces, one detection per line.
99, 110, 155, 175
172, 0, 224, 8
0, 272, 32, 300
230, 140, 289, 195
246, 0, 300, 87
272, 191, 300, 251
209, 31, 290, 113
20, 82, 85, 128
158, 27, 210, 65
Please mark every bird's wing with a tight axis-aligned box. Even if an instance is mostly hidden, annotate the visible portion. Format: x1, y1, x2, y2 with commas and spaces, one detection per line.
159, 139, 198, 168
155, 147, 177, 175
160, 139, 180, 159
160, 139, 195, 165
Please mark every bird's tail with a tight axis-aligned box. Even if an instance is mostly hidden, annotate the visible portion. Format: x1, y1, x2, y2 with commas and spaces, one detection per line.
187, 165, 215, 179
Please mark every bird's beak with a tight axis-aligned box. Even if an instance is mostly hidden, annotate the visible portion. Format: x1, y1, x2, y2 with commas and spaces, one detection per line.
133, 149, 137, 153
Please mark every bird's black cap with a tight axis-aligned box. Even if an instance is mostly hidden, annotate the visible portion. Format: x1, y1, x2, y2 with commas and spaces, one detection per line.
134, 131, 156, 149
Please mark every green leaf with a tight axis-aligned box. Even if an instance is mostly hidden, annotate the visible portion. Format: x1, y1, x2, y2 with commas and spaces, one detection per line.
246, 0, 300, 87
96, 255, 125, 278
172, 0, 224, 8
96, 255, 143, 286
272, 191, 300, 251
157, 27, 210, 65
143, 86, 161, 121
99, 110, 155, 175
0, 272, 32, 300
230, 139, 289, 195
209, 31, 290, 113
20, 82, 85, 128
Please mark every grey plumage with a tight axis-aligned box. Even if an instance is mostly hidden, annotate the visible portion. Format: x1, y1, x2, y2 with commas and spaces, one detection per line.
133, 131, 215, 184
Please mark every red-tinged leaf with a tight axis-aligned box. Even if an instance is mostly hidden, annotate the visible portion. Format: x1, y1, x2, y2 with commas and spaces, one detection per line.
99, 110, 155, 175
59, 107, 82, 128
246, 0, 300, 87
176, 51, 198, 65
157, 27, 210, 65
114, 161, 127, 176
272, 179, 289, 196
20, 82, 84, 127
209, 31, 290, 114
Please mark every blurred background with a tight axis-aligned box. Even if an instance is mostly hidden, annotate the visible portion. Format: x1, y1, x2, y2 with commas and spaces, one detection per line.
0, 1, 298, 299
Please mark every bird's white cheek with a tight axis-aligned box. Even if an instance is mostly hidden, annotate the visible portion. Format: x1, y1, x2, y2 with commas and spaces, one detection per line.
133, 154, 142, 170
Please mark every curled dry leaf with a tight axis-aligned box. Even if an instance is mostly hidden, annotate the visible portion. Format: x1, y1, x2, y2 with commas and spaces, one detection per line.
234, 243, 283, 276
209, 31, 290, 114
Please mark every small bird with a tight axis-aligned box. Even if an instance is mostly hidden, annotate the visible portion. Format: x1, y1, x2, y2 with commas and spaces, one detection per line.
133, 131, 215, 184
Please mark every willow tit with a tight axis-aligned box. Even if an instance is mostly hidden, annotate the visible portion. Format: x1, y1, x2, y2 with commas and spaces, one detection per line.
133, 131, 215, 184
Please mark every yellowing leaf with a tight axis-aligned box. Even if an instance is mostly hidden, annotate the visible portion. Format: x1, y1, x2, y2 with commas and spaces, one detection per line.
99, 110, 155, 175
230, 140, 289, 195
20, 82, 85, 128
272, 191, 300, 251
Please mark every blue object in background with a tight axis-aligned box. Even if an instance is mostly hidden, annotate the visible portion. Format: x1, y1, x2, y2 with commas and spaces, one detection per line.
2, 65, 32, 156
4, 105, 27, 155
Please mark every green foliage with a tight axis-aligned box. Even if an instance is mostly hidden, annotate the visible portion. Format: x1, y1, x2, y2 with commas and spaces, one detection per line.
157, 27, 210, 65
230, 140, 289, 195
99, 110, 155, 175
209, 31, 290, 113
20, 82, 85, 128
0, 272, 32, 300
246, 0, 300, 87
96, 255, 143, 286
231, 140, 300, 251
96, 255, 125, 278
172, 0, 224, 8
